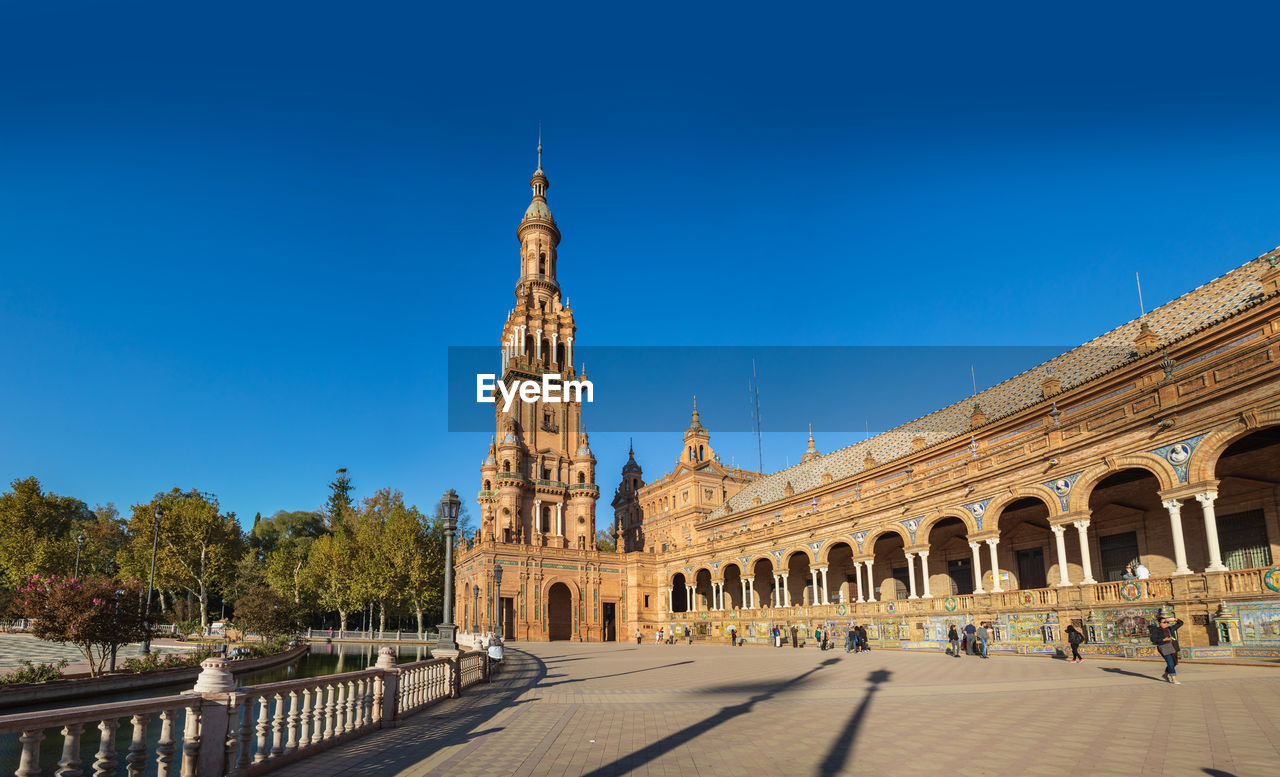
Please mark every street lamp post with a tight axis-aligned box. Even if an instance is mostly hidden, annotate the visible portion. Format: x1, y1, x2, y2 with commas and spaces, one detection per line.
110, 588, 125, 672
74, 533, 87, 579
493, 563, 504, 639
437, 489, 460, 652
142, 506, 161, 655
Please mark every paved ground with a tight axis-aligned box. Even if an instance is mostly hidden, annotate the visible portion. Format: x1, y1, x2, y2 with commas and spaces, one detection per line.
273, 642, 1280, 777
0, 634, 191, 673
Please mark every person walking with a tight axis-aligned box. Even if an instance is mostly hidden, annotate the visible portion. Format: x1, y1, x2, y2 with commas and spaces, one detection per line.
773, 625, 781, 648
858, 625, 870, 652
822, 625, 830, 651
636, 629, 643, 645
1151, 615, 1184, 683
790, 625, 799, 648
846, 625, 856, 653
1065, 624, 1085, 663
976, 622, 990, 658
656, 626, 664, 645
728, 624, 737, 647
814, 625, 822, 649
964, 621, 977, 655
947, 624, 961, 657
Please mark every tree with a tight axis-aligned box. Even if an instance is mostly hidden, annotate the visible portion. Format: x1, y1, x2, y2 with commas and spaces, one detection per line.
350, 489, 417, 633
326, 468, 354, 528
81, 504, 129, 578
304, 531, 364, 631
119, 489, 245, 632
19, 575, 146, 676
0, 477, 95, 586
249, 510, 325, 558
233, 586, 304, 643
595, 528, 617, 553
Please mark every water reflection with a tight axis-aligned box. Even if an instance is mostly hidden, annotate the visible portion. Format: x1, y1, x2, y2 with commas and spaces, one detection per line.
0, 642, 430, 776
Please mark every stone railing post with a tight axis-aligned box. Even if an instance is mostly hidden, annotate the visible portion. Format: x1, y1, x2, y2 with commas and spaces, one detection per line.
375, 648, 399, 725
449, 657, 462, 698
192, 657, 236, 777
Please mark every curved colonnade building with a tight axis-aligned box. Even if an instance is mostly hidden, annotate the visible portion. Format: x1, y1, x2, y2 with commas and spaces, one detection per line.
456, 156, 1280, 659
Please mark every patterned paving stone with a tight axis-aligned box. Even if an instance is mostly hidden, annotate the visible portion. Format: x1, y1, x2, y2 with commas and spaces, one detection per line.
269, 642, 1280, 777
0, 633, 189, 671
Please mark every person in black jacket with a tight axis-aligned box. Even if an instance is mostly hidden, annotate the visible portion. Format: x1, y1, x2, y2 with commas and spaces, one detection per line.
947, 624, 961, 657
1150, 616, 1184, 684
1065, 624, 1085, 663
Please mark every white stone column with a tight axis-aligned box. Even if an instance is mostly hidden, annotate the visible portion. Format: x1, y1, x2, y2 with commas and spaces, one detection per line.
905, 552, 919, 599
969, 542, 985, 594
985, 539, 1003, 593
518, 325, 526, 355
550, 332, 559, 364
918, 552, 932, 598
535, 328, 543, 361
1050, 525, 1072, 586
1073, 520, 1096, 584
566, 337, 574, 369
864, 562, 876, 603
741, 579, 749, 609
1196, 492, 1229, 572
555, 503, 563, 536
854, 562, 865, 602
667, 587, 673, 612
747, 579, 755, 609
533, 498, 542, 534
820, 566, 830, 604
810, 569, 820, 605
783, 574, 791, 607
1161, 499, 1193, 575
717, 583, 724, 611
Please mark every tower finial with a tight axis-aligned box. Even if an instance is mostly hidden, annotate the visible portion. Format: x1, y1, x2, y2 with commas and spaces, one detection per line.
537, 124, 543, 172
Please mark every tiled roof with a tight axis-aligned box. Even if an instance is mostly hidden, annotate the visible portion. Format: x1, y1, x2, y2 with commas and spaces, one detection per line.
708, 249, 1280, 521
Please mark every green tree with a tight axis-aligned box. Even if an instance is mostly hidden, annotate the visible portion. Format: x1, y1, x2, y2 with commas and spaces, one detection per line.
326, 468, 354, 529
233, 586, 304, 643
119, 489, 246, 632
595, 528, 617, 552
19, 575, 146, 676
81, 504, 129, 578
304, 531, 364, 631
0, 477, 95, 585
250, 510, 325, 558
351, 489, 415, 632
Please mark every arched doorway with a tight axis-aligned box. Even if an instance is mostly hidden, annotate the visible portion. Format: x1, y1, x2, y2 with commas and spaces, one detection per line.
871, 532, 909, 600
751, 559, 774, 608
826, 543, 854, 603
994, 497, 1053, 590
1210, 428, 1280, 570
1086, 469, 1166, 580
547, 583, 572, 641
694, 568, 714, 611
722, 563, 743, 609
785, 551, 812, 605
671, 573, 689, 613
926, 517, 973, 594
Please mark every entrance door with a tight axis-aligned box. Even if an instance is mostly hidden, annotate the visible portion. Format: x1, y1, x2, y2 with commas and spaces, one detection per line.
547, 583, 572, 641
1017, 548, 1047, 590
501, 598, 515, 640
947, 558, 974, 595
602, 603, 616, 642
1099, 531, 1139, 581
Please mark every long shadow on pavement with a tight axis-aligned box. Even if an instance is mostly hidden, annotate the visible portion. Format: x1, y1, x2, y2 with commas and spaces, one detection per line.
280, 648, 549, 776
577, 657, 844, 777
816, 669, 891, 777
1101, 666, 1166, 682
535, 660, 695, 688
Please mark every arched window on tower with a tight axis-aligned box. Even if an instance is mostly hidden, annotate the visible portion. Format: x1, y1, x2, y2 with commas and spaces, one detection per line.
578, 472, 586, 484
541, 339, 550, 366
502, 461, 510, 472
539, 252, 546, 275
524, 335, 534, 357
699, 445, 705, 461
484, 480, 491, 491
555, 342, 565, 366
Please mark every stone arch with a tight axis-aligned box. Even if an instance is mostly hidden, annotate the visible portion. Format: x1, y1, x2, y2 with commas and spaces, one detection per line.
1069, 454, 1180, 513
985, 484, 1063, 523
721, 562, 744, 609
745, 552, 776, 572
917, 508, 976, 538
784, 545, 816, 564
862, 525, 909, 550
545, 580, 576, 641
818, 535, 860, 564
1187, 412, 1280, 484
719, 561, 741, 582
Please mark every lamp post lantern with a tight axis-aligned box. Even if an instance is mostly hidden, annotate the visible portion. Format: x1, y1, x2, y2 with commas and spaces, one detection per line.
74, 533, 87, 579
493, 562, 504, 639
142, 506, 161, 655
437, 489, 461, 652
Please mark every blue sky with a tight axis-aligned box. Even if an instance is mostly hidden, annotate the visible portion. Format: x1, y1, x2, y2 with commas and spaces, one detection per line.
2, 1, 1278, 525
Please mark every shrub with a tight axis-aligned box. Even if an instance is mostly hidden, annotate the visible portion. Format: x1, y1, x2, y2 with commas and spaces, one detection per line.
0, 659, 69, 684
18, 575, 146, 676
233, 587, 303, 643
120, 648, 216, 674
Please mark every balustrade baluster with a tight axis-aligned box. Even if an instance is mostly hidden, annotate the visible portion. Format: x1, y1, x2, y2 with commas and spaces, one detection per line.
333, 682, 347, 737
232, 698, 251, 771
323, 685, 336, 740
126, 714, 149, 777
93, 718, 120, 777
153, 710, 175, 777
179, 704, 201, 777
270, 692, 286, 757
56, 722, 85, 777
286, 690, 302, 752
373, 675, 385, 724
352, 680, 364, 728
344, 680, 357, 732
311, 688, 325, 745
16, 728, 44, 777
253, 695, 271, 763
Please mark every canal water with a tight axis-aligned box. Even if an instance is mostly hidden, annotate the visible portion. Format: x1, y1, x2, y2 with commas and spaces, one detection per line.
0, 641, 432, 776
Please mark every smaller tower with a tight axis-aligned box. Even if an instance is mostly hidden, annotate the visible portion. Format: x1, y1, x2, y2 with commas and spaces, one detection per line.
800, 425, 822, 463
612, 439, 646, 552
681, 397, 714, 465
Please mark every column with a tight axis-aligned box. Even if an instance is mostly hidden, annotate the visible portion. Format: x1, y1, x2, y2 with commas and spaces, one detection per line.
864, 562, 876, 603
550, 332, 559, 364
905, 552, 919, 599
667, 587, 673, 612
1161, 499, 1193, 575
968, 542, 985, 594
688, 586, 695, 611
717, 583, 724, 610
556, 503, 563, 536
1073, 520, 1096, 584
533, 499, 542, 534
918, 552, 932, 598
783, 575, 791, 607
747, 579, 755, 609
810, 569, 820, 605
820, 566, 830, 604
854, 562, 865, 602
985, 539, 1003, 593
566, 337, 574, 369
535, 328, 542, 361
741, 579, 749, 609
1196, 492, 1228, 572
1050, 525, 1071, 586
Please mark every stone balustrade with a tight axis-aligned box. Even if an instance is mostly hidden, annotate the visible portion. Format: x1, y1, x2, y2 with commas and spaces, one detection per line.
0, 647, 491, 777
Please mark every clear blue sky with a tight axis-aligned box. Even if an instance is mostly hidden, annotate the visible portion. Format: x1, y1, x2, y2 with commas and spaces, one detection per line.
2, 2, 1278, 526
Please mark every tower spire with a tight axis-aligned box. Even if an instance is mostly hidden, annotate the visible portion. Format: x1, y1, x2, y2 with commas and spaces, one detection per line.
537, 125, 542, 173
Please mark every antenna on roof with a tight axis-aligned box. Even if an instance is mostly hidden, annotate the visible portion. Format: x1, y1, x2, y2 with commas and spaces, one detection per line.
749, 358, 764, 473
970, 364, 977, 397
865, 419, 869, 440
1136, 271, 1146, 317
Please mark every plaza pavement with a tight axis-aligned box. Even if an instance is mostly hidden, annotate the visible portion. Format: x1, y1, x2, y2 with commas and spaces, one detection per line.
0, 634, 191, 673
270, 641, 1280, 777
